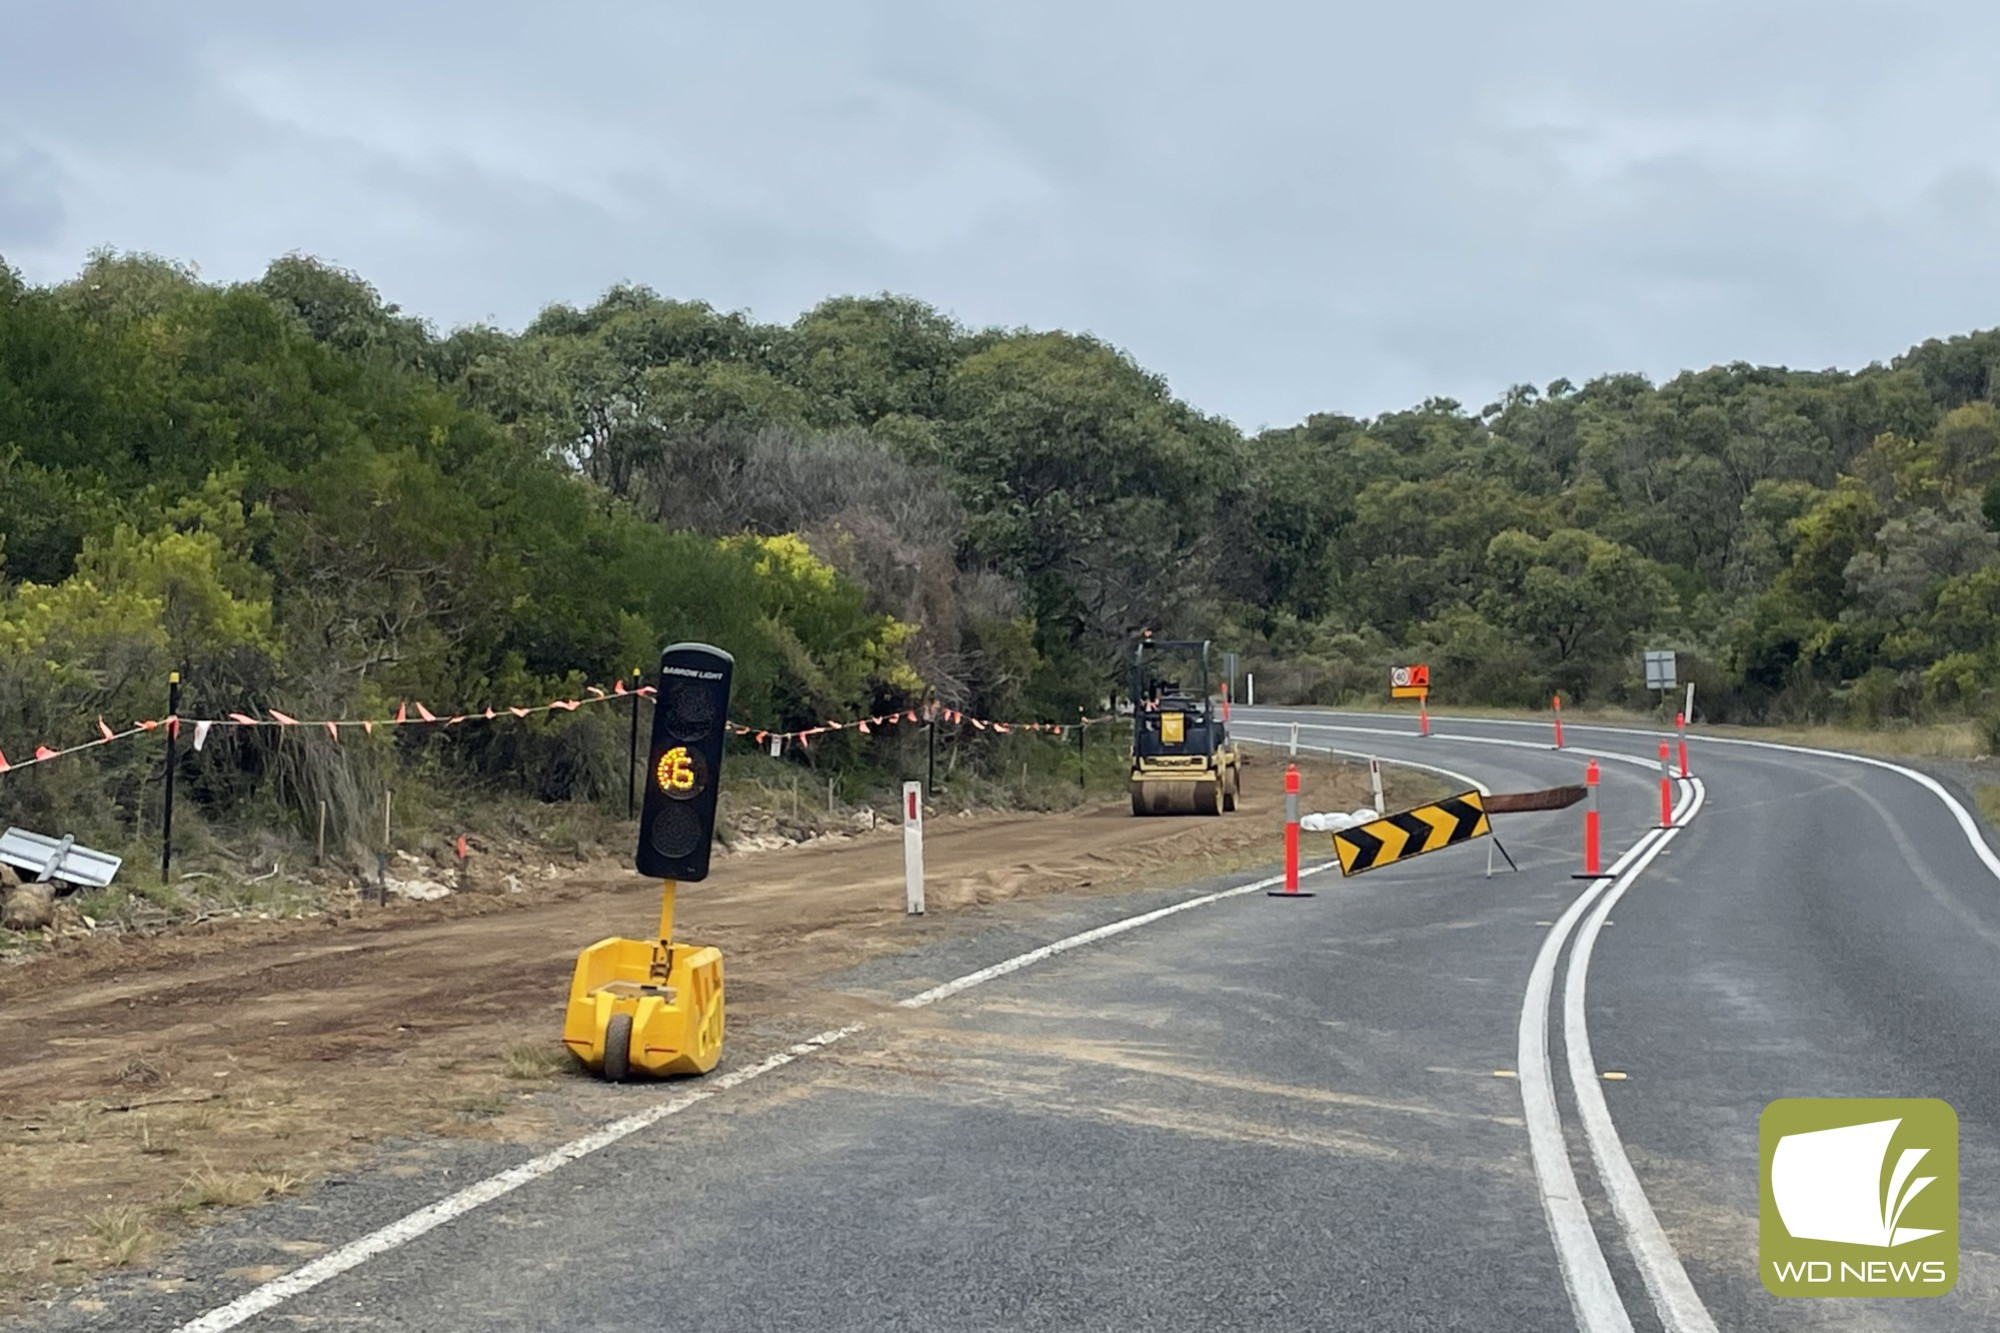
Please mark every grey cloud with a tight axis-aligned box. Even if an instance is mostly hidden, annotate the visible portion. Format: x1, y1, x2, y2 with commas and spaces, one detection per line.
3, 1, 1999, 427
0, 141, 65, 246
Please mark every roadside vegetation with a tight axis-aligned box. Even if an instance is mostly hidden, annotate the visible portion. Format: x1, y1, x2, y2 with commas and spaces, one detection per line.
3, 248, 1999, 939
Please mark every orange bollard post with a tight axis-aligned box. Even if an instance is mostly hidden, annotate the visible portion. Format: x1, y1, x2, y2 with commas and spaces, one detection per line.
1658, 741, 1673, 829
1553, 694, 1565, 749
1419, 693, 1430, 738
1676, 711, 1689, 778
1268, 764, 1314, 898
1571, 759, 1611, 879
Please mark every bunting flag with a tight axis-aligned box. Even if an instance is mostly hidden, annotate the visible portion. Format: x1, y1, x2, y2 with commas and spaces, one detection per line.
1, 670, 1121, 780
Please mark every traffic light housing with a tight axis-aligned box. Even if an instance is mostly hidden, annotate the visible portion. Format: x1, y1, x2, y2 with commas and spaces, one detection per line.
635, 642, 734, 881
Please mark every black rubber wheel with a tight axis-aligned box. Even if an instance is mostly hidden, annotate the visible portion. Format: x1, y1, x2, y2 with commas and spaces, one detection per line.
603, 1011, 633, 1082
1222, 772, 1238, 812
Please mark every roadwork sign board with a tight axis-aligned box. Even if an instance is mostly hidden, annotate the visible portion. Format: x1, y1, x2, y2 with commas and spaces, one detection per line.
1390, 664, 1430, 700
1644, 650, 1677, 690
1331, 791, 1490, 875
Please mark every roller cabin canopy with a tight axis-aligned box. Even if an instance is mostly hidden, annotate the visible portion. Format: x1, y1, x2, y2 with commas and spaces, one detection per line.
1131, 638, 1226, 759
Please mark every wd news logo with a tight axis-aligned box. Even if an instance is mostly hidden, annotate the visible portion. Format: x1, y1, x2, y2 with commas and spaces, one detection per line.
1760, 1098, 1958, 1297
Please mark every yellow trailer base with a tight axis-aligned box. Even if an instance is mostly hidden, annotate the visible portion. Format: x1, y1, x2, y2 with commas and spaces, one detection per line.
561, 936, 724, 1079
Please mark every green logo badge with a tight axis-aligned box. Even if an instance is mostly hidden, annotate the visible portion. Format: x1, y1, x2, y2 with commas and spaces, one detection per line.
1760, 1098, 1958, 1297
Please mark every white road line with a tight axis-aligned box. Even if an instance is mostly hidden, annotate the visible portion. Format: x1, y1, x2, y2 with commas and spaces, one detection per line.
1243, 717, 1668, 775
1519, 824, 1663, 1333
1249, 708, 2000, 883
172, 1026, 862, 1333
1565, 779, 1719, 1333
176, 860, 1344, 1331
1232, 730, 1492, 794
1256, 708, 1723, 1332
898, 860, 1340, 1008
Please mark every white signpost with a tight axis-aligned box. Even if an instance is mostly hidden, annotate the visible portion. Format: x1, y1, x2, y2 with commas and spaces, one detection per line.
902, 781, 925, 915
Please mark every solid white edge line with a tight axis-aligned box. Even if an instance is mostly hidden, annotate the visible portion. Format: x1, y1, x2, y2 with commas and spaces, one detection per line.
1232, 730, 1492, 794
898, 859, 1341, 1007
1565, 778, 1720, 1333
179, 848, 1357, 1330
172, 1026, 862, 1333
1241, 717, 1667, 775
1519, 825, 1662, 1333
1253, 707, 1725, 1332
1245, 708, 2000, 882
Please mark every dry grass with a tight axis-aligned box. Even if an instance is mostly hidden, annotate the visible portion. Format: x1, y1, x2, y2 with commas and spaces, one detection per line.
1701, 719, 1988, 761
175, 1166, 305, 1212
1331, 702, 1989, 762
500, 1043, 574, 1080
1977, 786, 2000, 831
81, 1207, 153, 1267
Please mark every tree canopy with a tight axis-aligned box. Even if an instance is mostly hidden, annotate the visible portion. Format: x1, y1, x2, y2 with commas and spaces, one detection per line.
5, 246, 2000, 849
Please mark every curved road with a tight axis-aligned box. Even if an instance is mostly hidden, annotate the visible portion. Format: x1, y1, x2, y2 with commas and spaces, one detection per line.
17, 708, 1998, 1331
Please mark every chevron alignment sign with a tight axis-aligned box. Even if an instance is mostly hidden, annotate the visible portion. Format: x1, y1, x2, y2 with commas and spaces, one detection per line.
1331, 791, 1491, 875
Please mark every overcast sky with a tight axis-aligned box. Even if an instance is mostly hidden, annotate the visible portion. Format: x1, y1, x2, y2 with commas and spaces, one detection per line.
4, 1, 1998, 430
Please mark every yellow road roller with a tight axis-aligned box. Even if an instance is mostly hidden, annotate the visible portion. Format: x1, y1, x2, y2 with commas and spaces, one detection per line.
1130, 636, 1242, 816
562, 642, 732, 1081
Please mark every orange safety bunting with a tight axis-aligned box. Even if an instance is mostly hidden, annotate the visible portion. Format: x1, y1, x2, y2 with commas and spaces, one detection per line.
416, 703, 438, 723
98, 717, 114, 742
509, 707, 530, 718
363, 720, 374, 736
614, 678, 627, 695
0, 748, 9, 771
229, 712, 258, 725
588, 687, 606, 700
395, 703, 408, 724
34, 745, 57, 761
325, 721, 339, 741
484, 707, 496, 720
858, 721, 871, 734
270, 710, 299, 726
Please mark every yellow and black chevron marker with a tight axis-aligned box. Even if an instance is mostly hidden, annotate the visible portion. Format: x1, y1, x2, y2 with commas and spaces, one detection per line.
1333, 791, 1491, 875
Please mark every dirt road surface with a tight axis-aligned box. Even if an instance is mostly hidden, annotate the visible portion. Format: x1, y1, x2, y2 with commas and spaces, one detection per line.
0, 757, 1372, 1305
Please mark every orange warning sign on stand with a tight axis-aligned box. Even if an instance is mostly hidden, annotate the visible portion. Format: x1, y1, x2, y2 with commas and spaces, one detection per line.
1390, 664, 1431, 699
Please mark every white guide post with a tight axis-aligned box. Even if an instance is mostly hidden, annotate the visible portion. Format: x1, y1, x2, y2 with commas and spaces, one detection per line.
903, 781, 925, 915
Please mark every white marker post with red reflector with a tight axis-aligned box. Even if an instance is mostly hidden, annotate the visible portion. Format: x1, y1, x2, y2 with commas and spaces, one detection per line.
903, 781, 925, 915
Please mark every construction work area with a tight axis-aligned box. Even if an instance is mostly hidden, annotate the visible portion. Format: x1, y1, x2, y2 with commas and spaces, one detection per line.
0, 755, 1375, 1305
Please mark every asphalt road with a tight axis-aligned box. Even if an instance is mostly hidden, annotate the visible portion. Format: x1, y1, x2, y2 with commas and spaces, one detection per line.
15, 707, 2000, 1331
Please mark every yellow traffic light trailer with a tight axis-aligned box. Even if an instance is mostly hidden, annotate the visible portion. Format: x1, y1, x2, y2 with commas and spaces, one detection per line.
561, 642, 732, 1080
